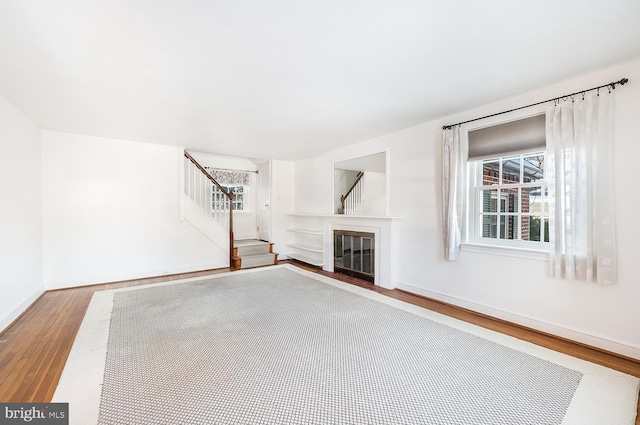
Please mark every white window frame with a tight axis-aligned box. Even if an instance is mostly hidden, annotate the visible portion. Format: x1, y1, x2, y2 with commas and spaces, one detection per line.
465, 152, 549, 252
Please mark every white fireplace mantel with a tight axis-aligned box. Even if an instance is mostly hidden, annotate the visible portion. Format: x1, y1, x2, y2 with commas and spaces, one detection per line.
287, 214, 402, 289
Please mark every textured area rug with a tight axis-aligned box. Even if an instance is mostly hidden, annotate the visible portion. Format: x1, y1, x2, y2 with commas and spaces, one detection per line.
54, 265, 640, 425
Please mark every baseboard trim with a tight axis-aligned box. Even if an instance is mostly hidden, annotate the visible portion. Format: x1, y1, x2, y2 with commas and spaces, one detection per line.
0, 286, 46, 335
396, 281, 640, 362
44, 263, 229, 290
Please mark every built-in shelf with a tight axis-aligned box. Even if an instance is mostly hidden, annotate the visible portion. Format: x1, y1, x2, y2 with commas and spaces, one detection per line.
286, 228, 323, 235
286, 243, 323, 253
287, 252, 324, 267
285, 215, 325, 267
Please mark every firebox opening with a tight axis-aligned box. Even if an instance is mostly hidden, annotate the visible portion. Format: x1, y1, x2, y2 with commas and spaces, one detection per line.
334, 230, 375, 283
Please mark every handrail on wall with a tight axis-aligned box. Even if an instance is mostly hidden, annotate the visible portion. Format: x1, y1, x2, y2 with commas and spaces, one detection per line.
183, 150, 235, 268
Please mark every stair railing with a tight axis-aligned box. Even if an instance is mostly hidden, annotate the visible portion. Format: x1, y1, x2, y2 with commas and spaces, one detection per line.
183, 150, 234, 267
340, 171, 364, 215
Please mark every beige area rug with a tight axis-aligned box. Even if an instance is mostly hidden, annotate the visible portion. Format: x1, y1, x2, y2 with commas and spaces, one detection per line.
53, 265, 639, 424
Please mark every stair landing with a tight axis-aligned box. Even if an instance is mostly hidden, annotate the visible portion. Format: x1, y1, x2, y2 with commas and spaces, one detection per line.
233, 240, 278, 270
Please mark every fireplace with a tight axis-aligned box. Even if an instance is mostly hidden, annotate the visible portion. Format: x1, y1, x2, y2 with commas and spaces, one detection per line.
333, 230, 375, 283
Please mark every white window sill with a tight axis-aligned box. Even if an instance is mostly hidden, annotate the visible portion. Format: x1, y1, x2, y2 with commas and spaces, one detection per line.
461, 243, 549, 261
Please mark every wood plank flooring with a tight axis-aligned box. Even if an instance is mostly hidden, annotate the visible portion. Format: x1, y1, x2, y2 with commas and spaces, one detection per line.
1, 261, 638, 423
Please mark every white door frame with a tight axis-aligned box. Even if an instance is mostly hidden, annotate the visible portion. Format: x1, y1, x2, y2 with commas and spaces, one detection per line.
257, 161, 271, 242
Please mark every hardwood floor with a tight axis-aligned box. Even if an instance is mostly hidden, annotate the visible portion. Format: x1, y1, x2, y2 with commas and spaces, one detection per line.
1, 261, 638, 423
0, 268, 229, 403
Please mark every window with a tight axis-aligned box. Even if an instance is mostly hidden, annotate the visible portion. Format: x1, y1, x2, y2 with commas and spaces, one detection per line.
465, 114, 548, 250
205, 167, 252, 212
469, 153, 548, 248
225, 185, 247, 211
212, 185, 249, 211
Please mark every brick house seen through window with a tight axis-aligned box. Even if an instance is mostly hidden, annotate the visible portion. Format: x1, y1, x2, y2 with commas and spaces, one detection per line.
476, 153, 548, 244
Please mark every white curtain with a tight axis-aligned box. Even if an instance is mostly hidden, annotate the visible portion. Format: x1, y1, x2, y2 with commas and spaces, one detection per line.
442, 126, 465, 261
546, 92, 616, 284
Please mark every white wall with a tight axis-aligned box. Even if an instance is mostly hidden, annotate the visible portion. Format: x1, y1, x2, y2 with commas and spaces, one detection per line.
42, 131, 228, 289
0, 93, 44, 331
270, 159, 295, 259
362, 171, 386, 216
292, 58, 640, 359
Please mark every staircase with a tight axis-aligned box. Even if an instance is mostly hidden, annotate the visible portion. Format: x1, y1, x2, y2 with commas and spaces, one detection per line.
232, 240, 278, 270
340, 171, 364, 215
183, 150, 235, 267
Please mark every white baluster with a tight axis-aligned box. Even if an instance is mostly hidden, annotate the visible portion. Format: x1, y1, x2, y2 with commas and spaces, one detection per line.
188, 162, 192, 201
184, 157, 188, 195
207, 181, 211, 217
190, 160, 194, 199
187, 160, 191, 199
216, 187, 221, 224
200, 172, 204, 209
200, 172, 204, 210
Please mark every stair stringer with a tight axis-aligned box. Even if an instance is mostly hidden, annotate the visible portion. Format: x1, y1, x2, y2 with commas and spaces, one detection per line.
181, 192, 230, 259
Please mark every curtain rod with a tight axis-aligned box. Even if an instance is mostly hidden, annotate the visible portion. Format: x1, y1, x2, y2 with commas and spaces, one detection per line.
442, 77, 629, 130
205, 166, 258, 174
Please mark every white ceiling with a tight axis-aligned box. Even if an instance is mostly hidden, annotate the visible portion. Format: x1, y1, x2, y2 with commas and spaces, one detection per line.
1, 0, 639, 160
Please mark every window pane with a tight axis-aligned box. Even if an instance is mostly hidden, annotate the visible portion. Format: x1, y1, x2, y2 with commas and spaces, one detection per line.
521, 215, 532, 240
503, 215, 518, 240
343, 236, 352, 269
335, 235, 343, 267
362, 238, 372, 274
353, 237, 361, 271
482, 161, 500, 185
503, 190, 518, 213
482, 214, 498, 238
523, 155, 545, 183
523, 186, 543, 215
481, 189, 499, 212
523, 216, 549, 242
502, 157, 521, 183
